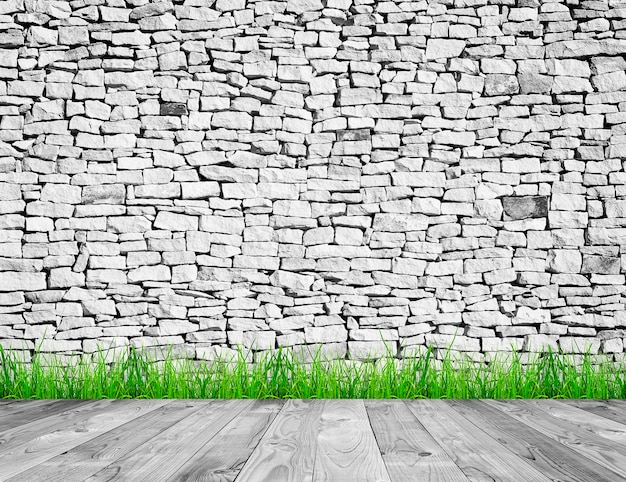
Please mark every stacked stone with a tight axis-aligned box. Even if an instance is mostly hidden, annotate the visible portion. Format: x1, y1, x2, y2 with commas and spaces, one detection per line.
1, 0, 626, 369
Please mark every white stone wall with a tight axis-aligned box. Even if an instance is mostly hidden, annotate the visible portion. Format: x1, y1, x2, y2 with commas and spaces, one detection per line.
0, 0, 625, 364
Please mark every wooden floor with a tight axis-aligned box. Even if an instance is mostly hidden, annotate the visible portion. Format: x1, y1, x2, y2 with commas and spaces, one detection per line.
1, 399, 626, 481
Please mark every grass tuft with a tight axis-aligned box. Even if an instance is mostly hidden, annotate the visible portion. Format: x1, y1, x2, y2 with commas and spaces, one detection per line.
0, 339, 624, 399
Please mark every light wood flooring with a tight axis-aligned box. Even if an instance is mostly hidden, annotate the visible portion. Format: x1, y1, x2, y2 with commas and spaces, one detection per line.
0, 398, 625, 481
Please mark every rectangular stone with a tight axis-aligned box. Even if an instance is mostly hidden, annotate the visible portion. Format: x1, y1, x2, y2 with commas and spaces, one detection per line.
391, 172, 446, 188
0, 272, 46, 292
372, 213, 428, 232
154, 211, 199, 232
200, 216, 245, 235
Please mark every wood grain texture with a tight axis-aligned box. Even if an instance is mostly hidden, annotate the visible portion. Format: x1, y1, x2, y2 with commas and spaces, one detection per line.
405, 400, 552, 482
4, 399, 626, 481
0, 400, 91, 431
235, 399, 324, 482
84, 399, 254, 482
484, 399, 626, 478
364, 399, 469, 482
448, 399, 626, 482
6, 399, 208, 482
169, 399, 284, 482
524, 399, 626, 446
0, 399, 168, 479
561, 399, 626, 425
313, 399, 391, 482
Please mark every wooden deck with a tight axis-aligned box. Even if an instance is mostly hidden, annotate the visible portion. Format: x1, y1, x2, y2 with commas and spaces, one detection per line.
1, 399, 626, 481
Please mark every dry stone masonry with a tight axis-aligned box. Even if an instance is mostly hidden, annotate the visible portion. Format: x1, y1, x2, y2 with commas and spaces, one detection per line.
1, 0, 626, 367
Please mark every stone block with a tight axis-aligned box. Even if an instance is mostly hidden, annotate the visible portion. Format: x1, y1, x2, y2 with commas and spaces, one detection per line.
425, 39, 465, 60
269, 271, 315, 291
128, 266, 171, 283
82, 185, 125, 205
484, 75, 519, 96
547, 250, 582, 274
502, 196, 548, 220
40, 184, 82, 204
160, 102, 188, 116
154, 211, 199, 232
211, 112, 252, 130
372, 213, 428, 232
0, 272, 46, 292
49, 268, 85, 288
581, 256, 620, 275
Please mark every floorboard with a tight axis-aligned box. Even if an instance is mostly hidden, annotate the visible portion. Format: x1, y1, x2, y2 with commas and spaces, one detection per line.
364, 399, 470, 482
313, 399, 391, 482
484, 399, 626, 478
405, 400, 552, 482
447, 399, 626, 482
0, 399, 91, 431
170, 399, 284, 482
235, 399, 324, 482
0, 399, 168, 479
561, 399, 626, 425
2, 399, 626, 481
5, 400, 208, 482
525, 399, 626, 446
84, 399, 254, 481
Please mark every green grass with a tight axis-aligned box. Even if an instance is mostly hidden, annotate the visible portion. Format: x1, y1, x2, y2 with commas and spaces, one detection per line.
0, 337, 624, 399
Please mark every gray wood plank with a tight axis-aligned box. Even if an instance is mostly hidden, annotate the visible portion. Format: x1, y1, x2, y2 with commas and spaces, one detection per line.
364, 399, 470, 482
235, 399, 324, 482
524, 399, 626, 447
5, 399, 211, 482
169, 399, 284, 482
484, 399, 626, 478
0, 399, 91, 431
561, 399, 626, 426
0, 400, 109, 448
0, 399, 169, 479
313, 399, 391, 482
448, 399, 626, 482
405, 400, 552, 482
3, 398, 626, 481
85, 399, 255, 482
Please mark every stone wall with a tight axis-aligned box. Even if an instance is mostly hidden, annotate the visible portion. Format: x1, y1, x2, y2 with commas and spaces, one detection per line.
1, 0, 626, 367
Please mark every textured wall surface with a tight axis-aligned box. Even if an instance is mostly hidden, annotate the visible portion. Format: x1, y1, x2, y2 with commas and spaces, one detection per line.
1, 0, 626, 366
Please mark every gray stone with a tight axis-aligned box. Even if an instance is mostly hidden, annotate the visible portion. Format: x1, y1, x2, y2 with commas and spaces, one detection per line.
211, 112, 252, 130
0, 272, 46, 292
40, 185, 82, 204
484, 75, 519, 96
82, 185, 125, 205
547, 250, 582, 274
154, 212, 199, 232
269, 271, 315, 291
128, 266, 171, 283
502, 196, 548, 220
425, 39, 465, 60
581, 256, 620, 275
547, 40, 626, 59
49, 268, 85, 288
160, 102, 187, 115
373, 214, 428, 232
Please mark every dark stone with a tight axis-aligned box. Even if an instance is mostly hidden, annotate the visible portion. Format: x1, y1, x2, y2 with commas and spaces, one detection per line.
502, 196, 549, 220
337, 129, 371, 142
484, 74, 519, 96
82, 184, 126, 205
518, 73, 553, 94
581, 255, 621, 275
160, 102, 187, 116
